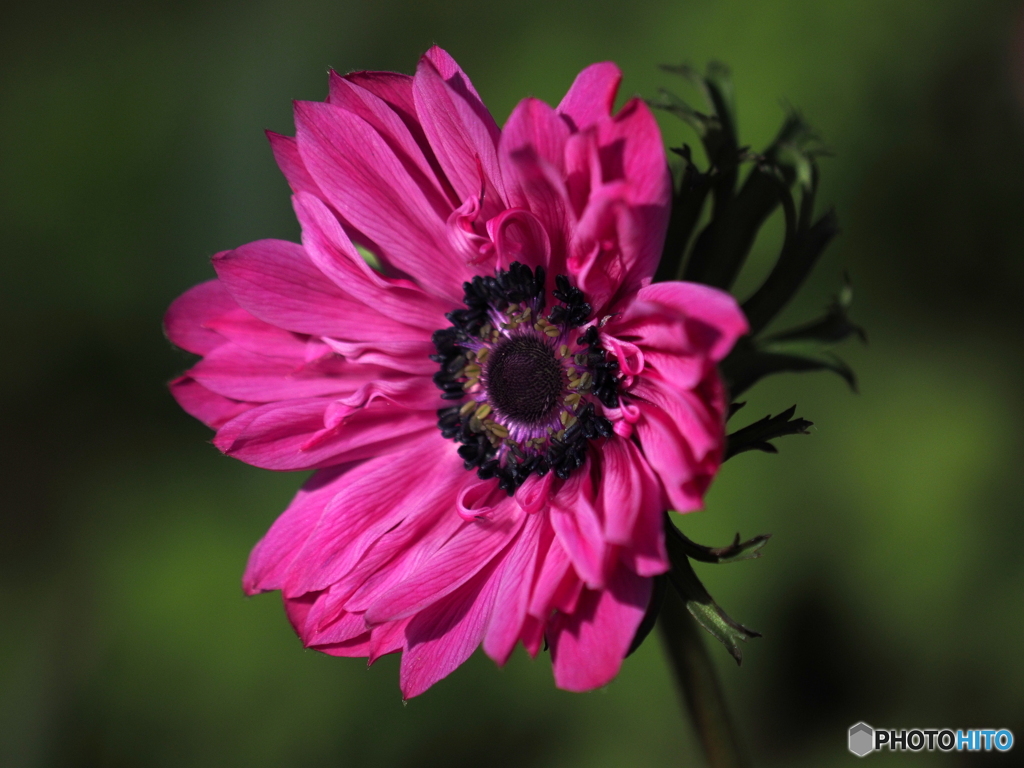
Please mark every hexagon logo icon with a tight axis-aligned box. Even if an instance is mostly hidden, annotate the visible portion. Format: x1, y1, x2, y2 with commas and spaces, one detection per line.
848, 722, 874, 757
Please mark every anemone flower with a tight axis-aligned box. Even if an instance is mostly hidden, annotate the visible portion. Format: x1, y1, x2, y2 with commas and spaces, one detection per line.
166, 46, 747, 698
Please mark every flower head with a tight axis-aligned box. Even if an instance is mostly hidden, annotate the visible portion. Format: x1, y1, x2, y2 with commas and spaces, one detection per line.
166, 46, 747, 697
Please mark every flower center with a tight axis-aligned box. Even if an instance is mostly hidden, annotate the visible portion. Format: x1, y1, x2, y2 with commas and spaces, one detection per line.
431, 262, 621, 494
485, 335, 565, 426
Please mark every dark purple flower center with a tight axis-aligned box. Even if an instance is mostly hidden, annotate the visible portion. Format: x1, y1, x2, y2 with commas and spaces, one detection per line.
485, 335, 565, 426
431, 262, 621, 493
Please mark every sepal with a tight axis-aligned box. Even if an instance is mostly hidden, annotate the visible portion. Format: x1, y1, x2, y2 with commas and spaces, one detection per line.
724, 405, 812, 460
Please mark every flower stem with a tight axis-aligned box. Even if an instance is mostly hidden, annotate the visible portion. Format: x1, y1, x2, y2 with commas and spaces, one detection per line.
658, 586, 752, 768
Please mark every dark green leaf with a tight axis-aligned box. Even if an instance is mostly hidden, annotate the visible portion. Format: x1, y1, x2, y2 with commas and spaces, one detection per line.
670, 524, 772, 564
665, 521, 761, 665
721, 336, 857, 397
654, 145, 713, 283
725, 405, 812, 460
763, 279, 866, 345
741, 207, 840, 336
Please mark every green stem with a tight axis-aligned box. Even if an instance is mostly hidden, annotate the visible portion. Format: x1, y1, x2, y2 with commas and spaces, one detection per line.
658, 586, 751, 768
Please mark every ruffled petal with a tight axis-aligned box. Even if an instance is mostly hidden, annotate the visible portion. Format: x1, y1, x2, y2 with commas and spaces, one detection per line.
293, 191, 450, 330
556, 62, 622, 131
482, 512, 549, 665
213, 239, 424, 341
364, 495, 524, 625
294, 100, 471, 303
413, 51, 505, 214
634, 281, 749, 362
549, 464, 606, 589
282, 435, 466, 597
399, 558, 504, 699
164, 278, 238, 355
169, 375, 254, 429
548, 566, 651, 692
213, 397, 435, 471
243, 465, 356, 594
188, 343, 386, 402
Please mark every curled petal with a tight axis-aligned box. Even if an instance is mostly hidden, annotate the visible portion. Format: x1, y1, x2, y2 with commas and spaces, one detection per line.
548, 566, 651, 692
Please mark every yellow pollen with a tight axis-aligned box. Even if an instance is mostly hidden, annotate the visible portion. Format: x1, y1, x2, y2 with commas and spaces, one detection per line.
486, 420, 509, 438
460, 400, 479, 415
475, 403, 492, 419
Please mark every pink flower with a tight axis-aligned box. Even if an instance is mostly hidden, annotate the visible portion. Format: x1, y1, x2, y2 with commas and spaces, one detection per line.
165, 47, 748, 698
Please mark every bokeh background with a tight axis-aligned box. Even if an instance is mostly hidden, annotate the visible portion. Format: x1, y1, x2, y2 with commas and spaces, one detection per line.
3, 0, 1024, 765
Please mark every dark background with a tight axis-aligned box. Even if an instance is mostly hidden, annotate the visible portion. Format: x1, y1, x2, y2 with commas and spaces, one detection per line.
3, 0, 1024, 765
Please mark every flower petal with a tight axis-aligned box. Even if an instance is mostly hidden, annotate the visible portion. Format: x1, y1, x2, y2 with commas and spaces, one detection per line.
294, 99, 471, 303
413, 52, 505, 213
292, 191, 449, 330
549, 464, 606, 589
169, 375, 254, 429
282, 435, 466, 597
482, 512, 549, 665
548, 566, 651, 692
188, 343, 384, 402
243, 465, 356, 595
213, 397, 435, 471
364, 496, 523, 625
635, 281, 749, 361
556, 62, 621, 131
164, 278, 237, 355
399, 558, 503, 699
213, 239, 423, 341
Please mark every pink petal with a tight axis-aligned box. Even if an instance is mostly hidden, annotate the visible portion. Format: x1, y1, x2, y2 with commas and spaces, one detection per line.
320, 337, 437, 376
342, 71, 417, 119
213, 239, 423, 341
634, 402, 714, 513
204, 308, 308, 358
635, 281, 749, 361
632, 378, 722, 463
267, 131, 323, 199
528, 535, 571, 619
548, 566, 651, 692
164, 278, 237, 355
213, 397, 435, 471
399, 558, 503, 699
327, 70, 454, 212
243, 465, 356, 594
501, 97, 569, 175
169, 375, 254, 429
294, 99, 471, 303
368, 617, 410, 664
598, 98, 671, 209
413, 53, 505, 214
482, 512, 549, 665
282, 435, 466, 596
188, 343, 384, 402
364, 496, 523, 624
549, 465, 607, 589
556, 62, 622, 131
292, 191, 449, 330
597, 437, 669, 576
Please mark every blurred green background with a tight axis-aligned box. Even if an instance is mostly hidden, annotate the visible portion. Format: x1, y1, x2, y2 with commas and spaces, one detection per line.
3, 0, 1024, 765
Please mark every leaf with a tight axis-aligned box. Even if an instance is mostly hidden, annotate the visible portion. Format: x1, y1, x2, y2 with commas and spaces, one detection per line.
665, 521, 761, 665
763, 278, 867, 345
654, 145, 713, 283
670, 524, 773, 564
725, 405, 813, 460
741, 205, 839, 336
720, 335, 858, 397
